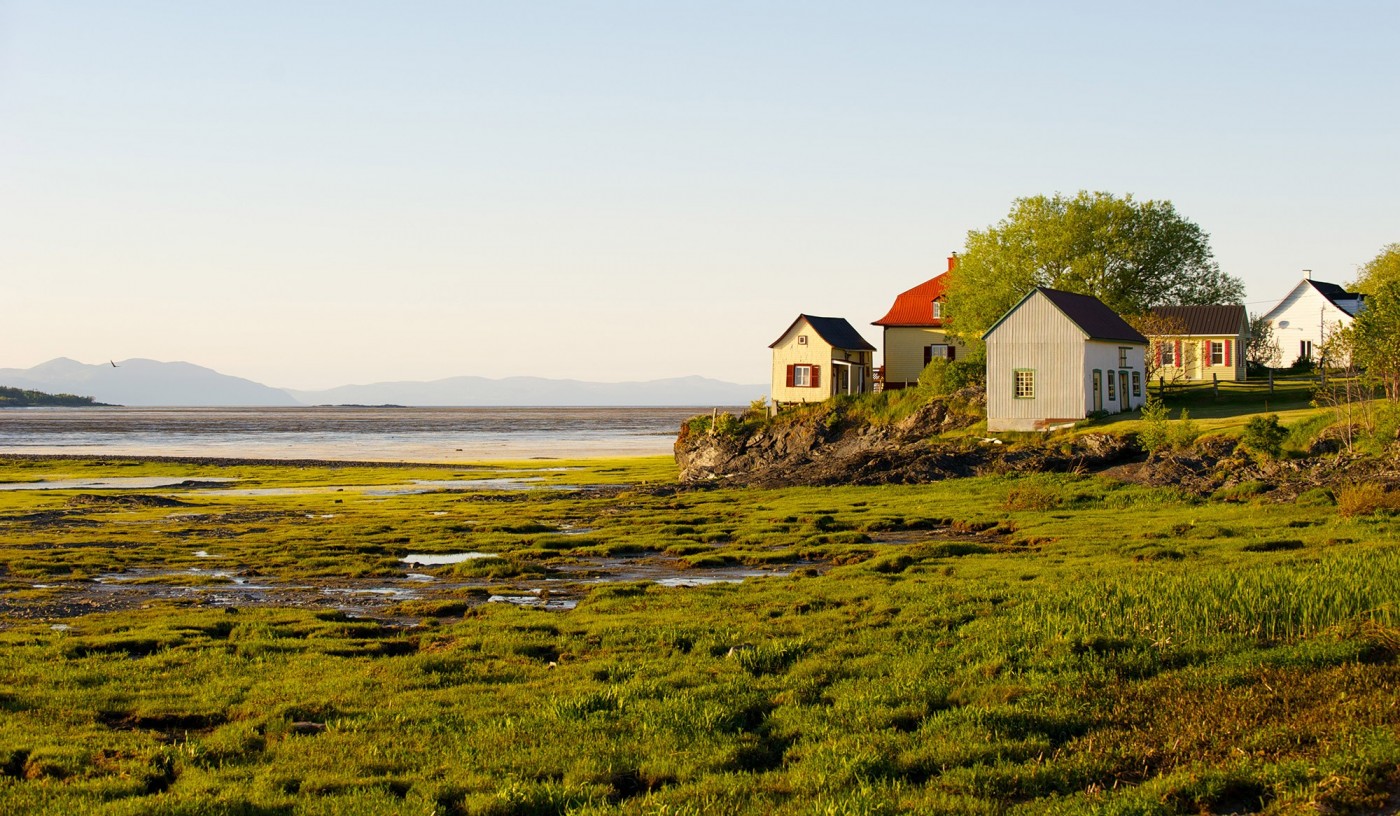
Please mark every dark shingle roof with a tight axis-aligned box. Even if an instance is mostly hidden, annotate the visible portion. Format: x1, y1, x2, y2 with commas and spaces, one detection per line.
1307, 280, 1366, 315
770, 315, 876, 351
1148, 305, 1246, 336
985, 287, 1146, 343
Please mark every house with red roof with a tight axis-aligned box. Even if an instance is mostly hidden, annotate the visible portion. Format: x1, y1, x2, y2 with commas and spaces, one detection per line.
769, 315, 876, 406
872, 255, 964, 389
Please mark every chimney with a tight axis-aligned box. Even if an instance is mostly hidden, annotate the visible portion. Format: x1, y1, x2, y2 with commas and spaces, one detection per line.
1303, 269, 1312, 280
947, 252, 958, 272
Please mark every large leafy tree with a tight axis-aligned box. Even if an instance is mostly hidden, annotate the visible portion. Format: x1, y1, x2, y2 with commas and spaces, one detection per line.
1350, 242, 1400, 295
945, 192, 1244, 346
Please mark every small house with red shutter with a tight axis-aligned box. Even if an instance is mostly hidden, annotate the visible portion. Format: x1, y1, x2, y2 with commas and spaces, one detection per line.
872, 255, 963, 389
1146, 305, 1249, 383
770, 315, 876, 406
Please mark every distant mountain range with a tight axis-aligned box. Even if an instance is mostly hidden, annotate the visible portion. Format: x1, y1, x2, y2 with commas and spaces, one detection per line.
0, 358, 766, 407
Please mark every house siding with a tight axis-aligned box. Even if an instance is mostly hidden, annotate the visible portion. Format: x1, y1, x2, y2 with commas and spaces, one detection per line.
771, 318, 875, 404
1151, 332, 1248, 382
882, 326, 955, 387
1263, 283, 1354, 367
986, 293, 1088, 431
771, 321, 834, 404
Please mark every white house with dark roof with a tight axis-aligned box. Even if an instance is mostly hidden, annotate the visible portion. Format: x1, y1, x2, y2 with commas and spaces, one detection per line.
1261, 279, 1365, 367
983, 288, 1148, 432
770, 315, 876, 406
1147, 304, 1249, 382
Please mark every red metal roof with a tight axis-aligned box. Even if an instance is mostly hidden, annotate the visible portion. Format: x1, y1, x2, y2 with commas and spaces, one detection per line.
872, 272, 950, 327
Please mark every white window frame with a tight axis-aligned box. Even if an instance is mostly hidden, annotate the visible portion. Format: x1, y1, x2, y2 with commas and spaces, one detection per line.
1210, 341, 1225, 366
793, 365, 812, 387
1161, 342, 1176, 366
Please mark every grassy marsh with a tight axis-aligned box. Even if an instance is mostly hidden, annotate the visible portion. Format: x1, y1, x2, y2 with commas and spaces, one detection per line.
0, 455, 1397, 814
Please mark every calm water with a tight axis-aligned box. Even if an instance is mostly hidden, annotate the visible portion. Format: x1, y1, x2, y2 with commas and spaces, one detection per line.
0, 406, 726, 461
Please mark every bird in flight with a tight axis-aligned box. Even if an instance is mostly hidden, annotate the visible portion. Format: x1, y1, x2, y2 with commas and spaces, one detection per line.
110, 360, 119, 368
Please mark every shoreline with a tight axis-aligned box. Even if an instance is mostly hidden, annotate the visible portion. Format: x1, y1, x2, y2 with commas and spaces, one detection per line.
0, 450, 675, 469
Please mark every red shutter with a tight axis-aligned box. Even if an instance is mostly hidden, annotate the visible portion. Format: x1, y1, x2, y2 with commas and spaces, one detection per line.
1155, 343, 1162, 368
947, 345, 955, 361
1175, 340, 1182, 367
923, 346, 933, 366
1202, 341, 1210, 366
811, 365, 821, 388
1224, 339, 1233, 367
785, 365, 795, 388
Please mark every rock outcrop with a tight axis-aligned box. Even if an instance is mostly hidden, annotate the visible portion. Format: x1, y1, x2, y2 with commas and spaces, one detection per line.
674, 396, 1139, 487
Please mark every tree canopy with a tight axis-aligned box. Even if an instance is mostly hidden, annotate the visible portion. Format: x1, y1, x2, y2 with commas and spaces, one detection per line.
1350, 242, 1400, 295
944, 192, 1245, 345
1348, 278, 1400, 402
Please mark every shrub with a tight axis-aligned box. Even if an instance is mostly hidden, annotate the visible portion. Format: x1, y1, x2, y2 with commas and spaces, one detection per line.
1239, 414, 1288, 459
1139, 396, 1171, 453
1002, 484, 1059, 511
1337, 483, 1400, 517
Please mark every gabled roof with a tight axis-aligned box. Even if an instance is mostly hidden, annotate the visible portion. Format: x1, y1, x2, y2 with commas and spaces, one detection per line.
769, 314, 876, 351
983, 287, 1148, 344
872, 272, 949, 327
1308, 280, 1366, 315
1262, 278, 1366, 322
1148, 305, 1247, 336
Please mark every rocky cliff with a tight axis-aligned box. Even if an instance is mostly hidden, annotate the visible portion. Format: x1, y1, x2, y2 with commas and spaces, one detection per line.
674, 395, 1139, 487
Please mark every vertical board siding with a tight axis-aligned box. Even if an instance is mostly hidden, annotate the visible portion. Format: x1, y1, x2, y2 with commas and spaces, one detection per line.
986, 292, 1088, 431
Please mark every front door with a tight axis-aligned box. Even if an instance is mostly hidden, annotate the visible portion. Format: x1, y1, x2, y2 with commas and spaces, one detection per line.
1118, 371, 1130, 410
1092, 370, 1102, 412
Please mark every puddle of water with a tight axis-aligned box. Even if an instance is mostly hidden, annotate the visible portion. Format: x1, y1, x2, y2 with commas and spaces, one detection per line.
488, 594, 577, 610
405, 573, 436, 582
50, 624, 71, 631
216, 478, 562, 497
0, 477, 238, 491
193, 551, 217, 558
400, 552, 498, 566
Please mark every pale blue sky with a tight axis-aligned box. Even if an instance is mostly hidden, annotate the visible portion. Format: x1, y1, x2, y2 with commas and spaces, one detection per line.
2, 1, 1395, 389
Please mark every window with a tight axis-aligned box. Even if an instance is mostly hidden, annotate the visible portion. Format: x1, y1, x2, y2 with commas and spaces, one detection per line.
931, 300, 942, 319
797, 335, 808, 345
1160, 342, 1176, 366
1107, 370, 1117, 400
1209, 341, 1225, 366
1132, 371, 1141, 397
1014, 369, 1035, 399
1118, 347, 1131, 368
1300, 340, 1313, 360
786, 364, 821, 389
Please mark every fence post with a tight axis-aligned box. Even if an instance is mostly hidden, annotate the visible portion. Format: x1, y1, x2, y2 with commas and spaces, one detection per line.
1212, 373, 1219, 399
1268, 367, 1274, 394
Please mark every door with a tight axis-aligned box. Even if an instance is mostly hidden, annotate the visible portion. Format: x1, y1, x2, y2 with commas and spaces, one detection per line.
1092, 370, 1102, 413
1118, 371, 1130, 410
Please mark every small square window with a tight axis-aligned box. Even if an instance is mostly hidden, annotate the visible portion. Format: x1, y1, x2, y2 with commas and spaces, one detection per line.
797, 335, 808, 346
1014, 370, 1034, 399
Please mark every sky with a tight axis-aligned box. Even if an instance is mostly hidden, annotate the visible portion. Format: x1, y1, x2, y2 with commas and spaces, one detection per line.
2, 1, 1396, 390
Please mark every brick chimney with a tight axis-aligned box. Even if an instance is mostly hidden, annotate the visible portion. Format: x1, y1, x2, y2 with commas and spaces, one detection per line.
947, 252, 958, 272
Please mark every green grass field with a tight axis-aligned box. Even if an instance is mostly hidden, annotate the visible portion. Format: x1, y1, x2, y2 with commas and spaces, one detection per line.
0, 447, 1397, 814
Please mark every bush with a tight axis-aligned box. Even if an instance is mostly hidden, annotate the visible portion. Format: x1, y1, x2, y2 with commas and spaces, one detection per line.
1139, 397, 1171, 453
1337, 483, 1400, 517
1239, 414, 1288, 459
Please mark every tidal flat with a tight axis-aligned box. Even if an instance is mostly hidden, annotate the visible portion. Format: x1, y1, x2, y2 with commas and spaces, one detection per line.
0, 455, 1398, 814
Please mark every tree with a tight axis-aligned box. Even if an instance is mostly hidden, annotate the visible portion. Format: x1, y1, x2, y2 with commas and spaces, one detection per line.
1125, 312, 1188, 385
1246, 313, 1281, 372
1350, 243, 1400, 295
944, 192, 1245, 348
1349, 278, 1400, 402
